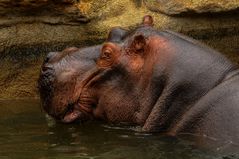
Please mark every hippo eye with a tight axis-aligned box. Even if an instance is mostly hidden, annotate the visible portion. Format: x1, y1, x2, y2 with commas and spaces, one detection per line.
101, 49, 112, 60
97, 45, 118, 68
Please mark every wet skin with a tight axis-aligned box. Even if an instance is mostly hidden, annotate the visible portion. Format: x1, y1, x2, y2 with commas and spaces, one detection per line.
38, 16, 239, 143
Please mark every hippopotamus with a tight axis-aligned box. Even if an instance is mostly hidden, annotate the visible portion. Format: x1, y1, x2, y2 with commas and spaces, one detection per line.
38, 15, 239, 144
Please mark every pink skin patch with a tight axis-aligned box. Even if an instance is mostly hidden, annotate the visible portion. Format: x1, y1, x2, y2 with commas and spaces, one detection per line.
61, 103, 93, 123
62, 109, 82, 123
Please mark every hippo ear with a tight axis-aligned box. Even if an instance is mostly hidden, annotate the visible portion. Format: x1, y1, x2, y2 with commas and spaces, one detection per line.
142, 15, 154, 27
130, 34, 147, 54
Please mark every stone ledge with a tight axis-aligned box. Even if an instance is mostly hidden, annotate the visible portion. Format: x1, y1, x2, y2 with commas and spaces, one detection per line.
144, 0, 239, 15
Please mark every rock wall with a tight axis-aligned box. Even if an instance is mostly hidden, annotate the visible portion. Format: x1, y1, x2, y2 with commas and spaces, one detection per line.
0, 0, 239, 99
144, 0, 239, 15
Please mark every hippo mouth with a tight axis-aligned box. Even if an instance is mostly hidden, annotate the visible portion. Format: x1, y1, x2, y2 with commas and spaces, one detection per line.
61, 101, 94, 123
61, 67, 106, 123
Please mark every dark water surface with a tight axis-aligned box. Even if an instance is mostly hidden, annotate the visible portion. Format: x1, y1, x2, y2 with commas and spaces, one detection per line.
0, 100, 238, 159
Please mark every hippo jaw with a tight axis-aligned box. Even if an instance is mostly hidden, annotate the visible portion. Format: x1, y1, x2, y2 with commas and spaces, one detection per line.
38, 48, 103, 123
38, 55, 115, 123
60, 67, 103, 123
38, 66, 101, 123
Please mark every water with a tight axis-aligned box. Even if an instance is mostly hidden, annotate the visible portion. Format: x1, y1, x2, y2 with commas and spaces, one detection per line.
0, 100, 238, 159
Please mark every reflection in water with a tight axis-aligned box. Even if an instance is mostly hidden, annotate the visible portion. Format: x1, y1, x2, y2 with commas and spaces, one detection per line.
0, 100, 238, 159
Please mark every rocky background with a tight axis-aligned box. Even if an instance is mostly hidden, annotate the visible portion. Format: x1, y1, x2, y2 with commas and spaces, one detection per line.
0, 0, 238, 99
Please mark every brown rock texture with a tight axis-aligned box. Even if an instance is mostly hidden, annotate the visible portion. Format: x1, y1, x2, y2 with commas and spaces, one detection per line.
0, 0, 239, 99
144, 0, 239, 15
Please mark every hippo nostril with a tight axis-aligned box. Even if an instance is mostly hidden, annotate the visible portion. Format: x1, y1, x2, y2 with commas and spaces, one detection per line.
42, 66, 50, 72
41, 64, 54, 75
45, 52, 58, 63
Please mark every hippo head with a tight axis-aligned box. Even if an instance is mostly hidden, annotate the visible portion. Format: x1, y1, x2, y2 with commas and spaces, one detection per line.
38, 27, 128, 123
38, 46, 99, 121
